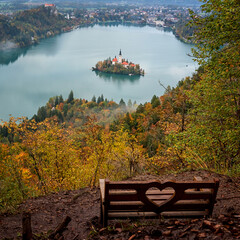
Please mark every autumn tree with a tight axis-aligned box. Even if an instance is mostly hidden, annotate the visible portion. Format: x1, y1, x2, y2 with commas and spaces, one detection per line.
178, 0, 240, 174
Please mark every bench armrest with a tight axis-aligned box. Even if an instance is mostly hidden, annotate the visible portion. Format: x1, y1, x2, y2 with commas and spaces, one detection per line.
99, 179, 105, 203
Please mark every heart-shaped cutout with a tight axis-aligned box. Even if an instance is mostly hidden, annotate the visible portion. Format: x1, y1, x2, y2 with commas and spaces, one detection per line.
138, 182, 179, 214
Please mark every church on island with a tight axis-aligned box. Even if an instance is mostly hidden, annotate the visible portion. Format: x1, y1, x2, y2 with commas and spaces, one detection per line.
93, 50, 144, 76
112, 50, 136, 68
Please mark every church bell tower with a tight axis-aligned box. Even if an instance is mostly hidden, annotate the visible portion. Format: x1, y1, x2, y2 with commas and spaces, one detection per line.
118, 49, 122, 63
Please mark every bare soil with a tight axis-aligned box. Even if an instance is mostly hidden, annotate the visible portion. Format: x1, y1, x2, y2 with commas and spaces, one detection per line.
0, 170, 240, 240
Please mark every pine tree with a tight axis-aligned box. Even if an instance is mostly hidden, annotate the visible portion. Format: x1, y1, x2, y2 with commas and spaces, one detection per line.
67, 90, 74, 104
59, 95, 64, 103
119, 98, 126, 107
92, 95, 96, 102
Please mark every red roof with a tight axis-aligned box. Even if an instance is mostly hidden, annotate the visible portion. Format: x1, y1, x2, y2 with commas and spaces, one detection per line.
122, 62, 129, 65
45, 4, 55, 7
130, 64, 135, 67
112, 58, 118, 62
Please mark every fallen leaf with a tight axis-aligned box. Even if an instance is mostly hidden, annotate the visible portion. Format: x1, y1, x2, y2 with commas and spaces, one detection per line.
198, 232, 207, 238
163, 230, 171, 236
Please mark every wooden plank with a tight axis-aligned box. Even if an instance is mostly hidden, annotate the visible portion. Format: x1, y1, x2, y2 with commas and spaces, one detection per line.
109, 189, 175, 195
109, 194, 139, 201
185, 189, 212, 193
99, 179, 105, 202
146, 190, 175, 195
108, 200, 209, 211
109, 190, 137, 195
161, 210, 209, 217
108, 180, 216, 185
182, 192, 212, 200
108, 212, 158, 218
147, 195, 172, 201
109, 200, 209, 206
108, 210, 208, 219
108, 181, 218, 189
109, 194, 173, 202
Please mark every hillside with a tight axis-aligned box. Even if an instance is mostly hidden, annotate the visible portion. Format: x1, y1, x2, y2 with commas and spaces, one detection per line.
0, 6, 73, 48
0, 1, 239, 238
0, 170, 239, 239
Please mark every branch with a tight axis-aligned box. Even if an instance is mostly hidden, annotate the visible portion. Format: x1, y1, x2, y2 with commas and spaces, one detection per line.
49, 216, 71, 239
158, 80, 167, 91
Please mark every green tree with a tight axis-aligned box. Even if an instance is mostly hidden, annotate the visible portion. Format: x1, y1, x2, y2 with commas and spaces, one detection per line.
63, 104, 68, 117
67, 90, 74, 104
177, 0, 240, 174
92, 95, 96, 103
37, 106, 47, 122
127, 99, 133, 108
54, 96, 59, 106
59, 95, 64, 103
151, 95, 160, 108
119, 98, 126, 108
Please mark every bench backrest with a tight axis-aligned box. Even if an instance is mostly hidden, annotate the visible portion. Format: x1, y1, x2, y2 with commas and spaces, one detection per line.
100, 178, 219, 220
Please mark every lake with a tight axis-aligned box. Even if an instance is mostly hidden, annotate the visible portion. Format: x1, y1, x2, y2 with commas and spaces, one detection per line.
0, 24, 197, 121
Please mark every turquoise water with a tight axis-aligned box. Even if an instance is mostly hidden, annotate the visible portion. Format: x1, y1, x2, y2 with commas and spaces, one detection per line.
0, 25, 197, 121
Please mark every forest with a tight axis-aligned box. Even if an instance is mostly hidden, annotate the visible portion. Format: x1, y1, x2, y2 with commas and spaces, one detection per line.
0, 0, 239, 214
0, 6, 74, 47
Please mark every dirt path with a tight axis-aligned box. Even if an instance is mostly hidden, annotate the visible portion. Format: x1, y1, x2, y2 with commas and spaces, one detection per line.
0, 170, 239, 239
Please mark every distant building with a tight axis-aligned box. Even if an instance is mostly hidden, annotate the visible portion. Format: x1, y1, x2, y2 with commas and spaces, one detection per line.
112, 50, 134, 68
65, 13, 70, 20
112, 56, 118, 65
118, 49, 122, 63
44, 4, 58, 16
44, 3, 55, 7
122, 61, 129, 68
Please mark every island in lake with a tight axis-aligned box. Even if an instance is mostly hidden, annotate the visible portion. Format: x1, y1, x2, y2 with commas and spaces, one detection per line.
92, 50, 145, 76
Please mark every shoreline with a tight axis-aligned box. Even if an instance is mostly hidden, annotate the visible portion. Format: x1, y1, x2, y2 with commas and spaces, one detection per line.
0, 20, 192, 51
92, 67, 145, 76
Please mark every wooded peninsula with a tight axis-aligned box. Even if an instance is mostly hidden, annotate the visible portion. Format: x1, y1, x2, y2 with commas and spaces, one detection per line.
0, 4, 195, 49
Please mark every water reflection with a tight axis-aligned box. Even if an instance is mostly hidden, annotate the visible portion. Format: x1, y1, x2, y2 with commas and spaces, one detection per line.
0, 34, 64, 66
94, 70, 141, 83
33, 35, 62, 57
0, 47, 29, 65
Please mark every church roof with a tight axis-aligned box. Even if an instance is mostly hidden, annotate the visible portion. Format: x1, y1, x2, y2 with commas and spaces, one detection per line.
112, 57, 118, 62
119, 49, 122, 56
122, 61, 129, 65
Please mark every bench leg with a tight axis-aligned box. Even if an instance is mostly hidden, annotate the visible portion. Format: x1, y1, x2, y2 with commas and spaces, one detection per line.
100, 202, 103, 224
103, 205, 108, 227
100, 202, 108, 227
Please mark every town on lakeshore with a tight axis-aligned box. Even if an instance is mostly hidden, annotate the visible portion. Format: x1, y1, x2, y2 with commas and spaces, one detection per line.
92, 50, 145, 76
0, 1, 201, 49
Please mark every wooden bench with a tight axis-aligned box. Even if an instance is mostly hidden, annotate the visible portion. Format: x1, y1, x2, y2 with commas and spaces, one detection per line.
99, 178, 219, 227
